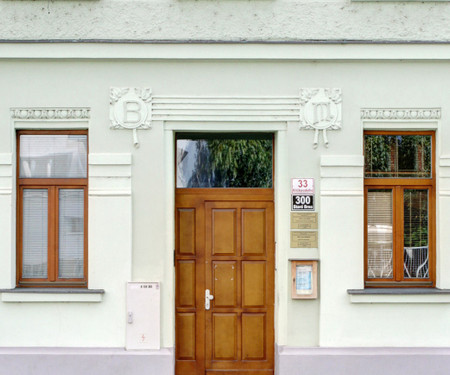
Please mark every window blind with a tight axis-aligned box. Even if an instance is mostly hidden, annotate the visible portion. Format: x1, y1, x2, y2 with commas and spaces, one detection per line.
367, 189, 393, 279
58, 189, 84, 279
22, 189, 48, 278
20, 135, 87, 179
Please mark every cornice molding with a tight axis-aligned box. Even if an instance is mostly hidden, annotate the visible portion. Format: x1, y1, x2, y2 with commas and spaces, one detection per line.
361, 108, 441, 121
10, 107, 90, 120
1, 43, 450, 61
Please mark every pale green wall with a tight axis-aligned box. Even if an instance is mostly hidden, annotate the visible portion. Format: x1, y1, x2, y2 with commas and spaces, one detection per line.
0, 57, 449, 348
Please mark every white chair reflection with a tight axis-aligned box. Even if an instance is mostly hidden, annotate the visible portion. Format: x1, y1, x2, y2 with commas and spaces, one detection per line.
368, 248, 393, 279
404, 246, 429, 278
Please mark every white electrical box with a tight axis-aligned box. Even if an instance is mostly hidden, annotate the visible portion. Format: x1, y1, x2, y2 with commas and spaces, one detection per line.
126, 282, 160, 350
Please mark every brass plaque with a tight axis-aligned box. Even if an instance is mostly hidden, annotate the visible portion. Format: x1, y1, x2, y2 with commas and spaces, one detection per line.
290, 212, 318, 230
290, 231, 318, 248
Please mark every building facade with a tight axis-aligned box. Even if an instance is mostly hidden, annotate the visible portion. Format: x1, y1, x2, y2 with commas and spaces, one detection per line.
0, 1, 450, 374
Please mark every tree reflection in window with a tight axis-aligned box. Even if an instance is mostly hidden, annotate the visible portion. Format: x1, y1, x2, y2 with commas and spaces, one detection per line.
364, 134, 431, 178
177, 134, 273, 188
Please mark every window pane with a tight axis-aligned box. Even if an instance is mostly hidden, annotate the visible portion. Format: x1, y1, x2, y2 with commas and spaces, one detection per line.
22, 189, 48, 278
59, 189, 84, 279
20, 135, 87, 179
364, 135, 431, 178
404, 189, 429, 279
367, 189, 393, 279
177, 134, 273, 188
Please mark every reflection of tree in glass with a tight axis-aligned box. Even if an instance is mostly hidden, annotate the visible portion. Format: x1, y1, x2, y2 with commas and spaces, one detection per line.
397, 136, 431, 177
404, 190, 428, 247
365, 135, 431, 178
187, 139, 272, 188
364, 136, 393, 176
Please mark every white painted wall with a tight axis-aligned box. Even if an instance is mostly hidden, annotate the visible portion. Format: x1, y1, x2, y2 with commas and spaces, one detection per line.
0, 53, 449, 349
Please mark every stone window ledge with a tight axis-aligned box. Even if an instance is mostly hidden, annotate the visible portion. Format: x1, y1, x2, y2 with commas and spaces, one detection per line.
0, 288, 104, 303
347, 288, 450, 304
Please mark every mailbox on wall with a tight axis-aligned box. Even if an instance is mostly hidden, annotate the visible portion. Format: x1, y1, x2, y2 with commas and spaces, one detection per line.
126, 282, 160, 350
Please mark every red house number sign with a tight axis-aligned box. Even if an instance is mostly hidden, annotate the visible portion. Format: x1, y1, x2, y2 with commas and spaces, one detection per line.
291, 178, 314, 194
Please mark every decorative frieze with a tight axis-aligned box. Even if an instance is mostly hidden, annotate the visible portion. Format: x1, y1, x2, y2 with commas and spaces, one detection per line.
299, 88, 342, 148
151, 96, 299, 123
10, 107, 90, 120
361, 108, 441, 121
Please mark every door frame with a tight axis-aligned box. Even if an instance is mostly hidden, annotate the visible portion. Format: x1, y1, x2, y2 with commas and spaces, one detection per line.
161, 122, 291, 367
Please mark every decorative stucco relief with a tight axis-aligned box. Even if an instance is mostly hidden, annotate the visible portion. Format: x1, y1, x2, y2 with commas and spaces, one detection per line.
110, 87, 152, 148
299, 88, 342, 148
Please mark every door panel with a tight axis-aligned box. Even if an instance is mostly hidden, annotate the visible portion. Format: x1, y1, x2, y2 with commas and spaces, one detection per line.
177, 208, 196, 255
212, 209, 237, 255
177, 261, 196, 307
242, 261, 266, 307
175, 189, 274, 375
176, 313, 196, 360
213, 261, 237, 307
242, 313, 266, 360
242, 209, 266, 255
213, 313, 238, 360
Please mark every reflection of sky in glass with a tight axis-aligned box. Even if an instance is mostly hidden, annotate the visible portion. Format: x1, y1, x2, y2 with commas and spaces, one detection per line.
177, 140, 198, 188
20, 135, 87, 179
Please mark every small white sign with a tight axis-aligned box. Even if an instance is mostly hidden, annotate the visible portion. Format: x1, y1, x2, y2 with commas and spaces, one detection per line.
291, 178, 314, 194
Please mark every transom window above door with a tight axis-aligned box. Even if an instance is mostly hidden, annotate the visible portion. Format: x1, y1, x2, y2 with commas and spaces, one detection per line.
176, 133, 273, 188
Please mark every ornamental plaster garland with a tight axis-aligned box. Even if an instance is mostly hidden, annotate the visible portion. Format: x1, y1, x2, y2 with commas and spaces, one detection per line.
299, 88, 342, 148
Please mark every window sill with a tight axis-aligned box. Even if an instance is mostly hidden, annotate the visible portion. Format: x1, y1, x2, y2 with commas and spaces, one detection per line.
0, 288, 104, 303
347, 288, 450, 304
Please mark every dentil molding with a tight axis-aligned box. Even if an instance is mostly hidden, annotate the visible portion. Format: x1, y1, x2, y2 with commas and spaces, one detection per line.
361, 108, 441, 121
11, 107, 90, 120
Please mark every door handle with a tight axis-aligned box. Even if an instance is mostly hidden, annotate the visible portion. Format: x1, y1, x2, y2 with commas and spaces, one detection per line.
205, 289, 214, 310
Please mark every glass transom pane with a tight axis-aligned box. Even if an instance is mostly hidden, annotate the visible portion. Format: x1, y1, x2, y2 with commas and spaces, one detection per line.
367, 189, 393, 279
404, 189, 429, 279
22, 189, 48, 278
177, 133, 273, 188
59, 189, 84, 279
20, 134, 87, 179
364, 134, 431, 178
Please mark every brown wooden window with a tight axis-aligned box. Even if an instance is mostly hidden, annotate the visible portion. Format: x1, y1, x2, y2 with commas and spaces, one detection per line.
364, 131, 435, 287
17, 130, 88, 287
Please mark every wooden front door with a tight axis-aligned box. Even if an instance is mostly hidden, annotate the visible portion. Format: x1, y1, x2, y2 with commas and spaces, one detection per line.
175, 188, 274, 375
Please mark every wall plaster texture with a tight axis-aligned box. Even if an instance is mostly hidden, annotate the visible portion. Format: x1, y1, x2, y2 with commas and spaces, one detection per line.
0, 0, 449, 42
